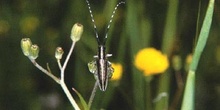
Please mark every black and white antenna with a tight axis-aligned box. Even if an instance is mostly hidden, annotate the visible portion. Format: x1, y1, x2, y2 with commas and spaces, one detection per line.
86, 0, 100, 44
104, 1, 125, 44
86, 0, 125, 45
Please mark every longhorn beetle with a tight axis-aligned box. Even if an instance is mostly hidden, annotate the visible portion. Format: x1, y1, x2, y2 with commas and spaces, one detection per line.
86, 0, 125, 91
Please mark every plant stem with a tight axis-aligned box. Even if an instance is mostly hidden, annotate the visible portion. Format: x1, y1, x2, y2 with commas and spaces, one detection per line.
29, 58, 60, 84
169, 71, 184, 110
60, 80, 80, 110
59, 41, 80, 110
126, 0, 145, 109
57, 59, 62, 70
181, 70, 195, 110
29, 41, 80, 109
155, 0, 178, 109
88, 81, 98, 109
61, 42, 76, 77
145, 76, 152, 110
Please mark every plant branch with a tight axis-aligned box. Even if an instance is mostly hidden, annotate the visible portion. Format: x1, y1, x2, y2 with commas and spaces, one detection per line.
61, 42, 76, 79
29, 58, 60, 84
29, 41, 80, 110
57, 60, 62, 70
58, 41, 80, 110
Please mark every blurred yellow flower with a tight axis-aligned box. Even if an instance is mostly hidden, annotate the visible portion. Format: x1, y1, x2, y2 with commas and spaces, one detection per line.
134, 48, 169, 76
111, 63, 123, 81
0, 20, 10, 35
185, 53, 193, 71
186, 54, 193, 64
20, 16, 39, 35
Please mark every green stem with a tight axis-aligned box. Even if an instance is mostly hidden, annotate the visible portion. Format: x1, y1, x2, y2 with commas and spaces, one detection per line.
155, 0, 178, 109
145, 76, 153, 110
126, 0, 145, 109
181, 70, 195, 110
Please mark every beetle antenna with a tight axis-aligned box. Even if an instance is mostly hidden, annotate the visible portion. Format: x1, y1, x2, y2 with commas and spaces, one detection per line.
86, 0, 100, 44
103, 1, 125, 44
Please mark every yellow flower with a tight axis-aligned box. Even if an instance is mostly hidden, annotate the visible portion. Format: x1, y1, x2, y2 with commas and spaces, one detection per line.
111, 63, 123, 81
134, 48, 169, 76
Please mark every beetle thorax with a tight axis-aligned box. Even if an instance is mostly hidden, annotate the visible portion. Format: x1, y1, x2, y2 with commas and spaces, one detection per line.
98, 45, 106, 59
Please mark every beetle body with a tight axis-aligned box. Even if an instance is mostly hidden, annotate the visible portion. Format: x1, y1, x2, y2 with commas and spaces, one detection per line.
86, 0, 124, 91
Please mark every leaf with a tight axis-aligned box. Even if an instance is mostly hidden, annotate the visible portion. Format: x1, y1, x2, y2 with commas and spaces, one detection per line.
72, 88, 89, 110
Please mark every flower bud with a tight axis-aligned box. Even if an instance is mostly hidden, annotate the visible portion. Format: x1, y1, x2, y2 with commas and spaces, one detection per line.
71, 23, 83, 42
55, 47, 64, 60
185, 54, 193, 71
172, 55, 182, 71
29, 44, 39, 59
21, 38, 32, 56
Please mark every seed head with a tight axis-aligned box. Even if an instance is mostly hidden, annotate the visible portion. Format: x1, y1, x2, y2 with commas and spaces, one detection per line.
21, 38, 32, 56
29, 44, 39, 60
71, 23, 83, 42
55, 47, 64, 60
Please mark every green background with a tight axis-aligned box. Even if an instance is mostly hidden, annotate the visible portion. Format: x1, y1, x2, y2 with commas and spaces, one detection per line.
0, 0, 220, 110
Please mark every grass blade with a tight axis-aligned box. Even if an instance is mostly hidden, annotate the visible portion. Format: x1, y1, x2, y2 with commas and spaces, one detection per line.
181, 0, 215, 110
190, 0, 215, 71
